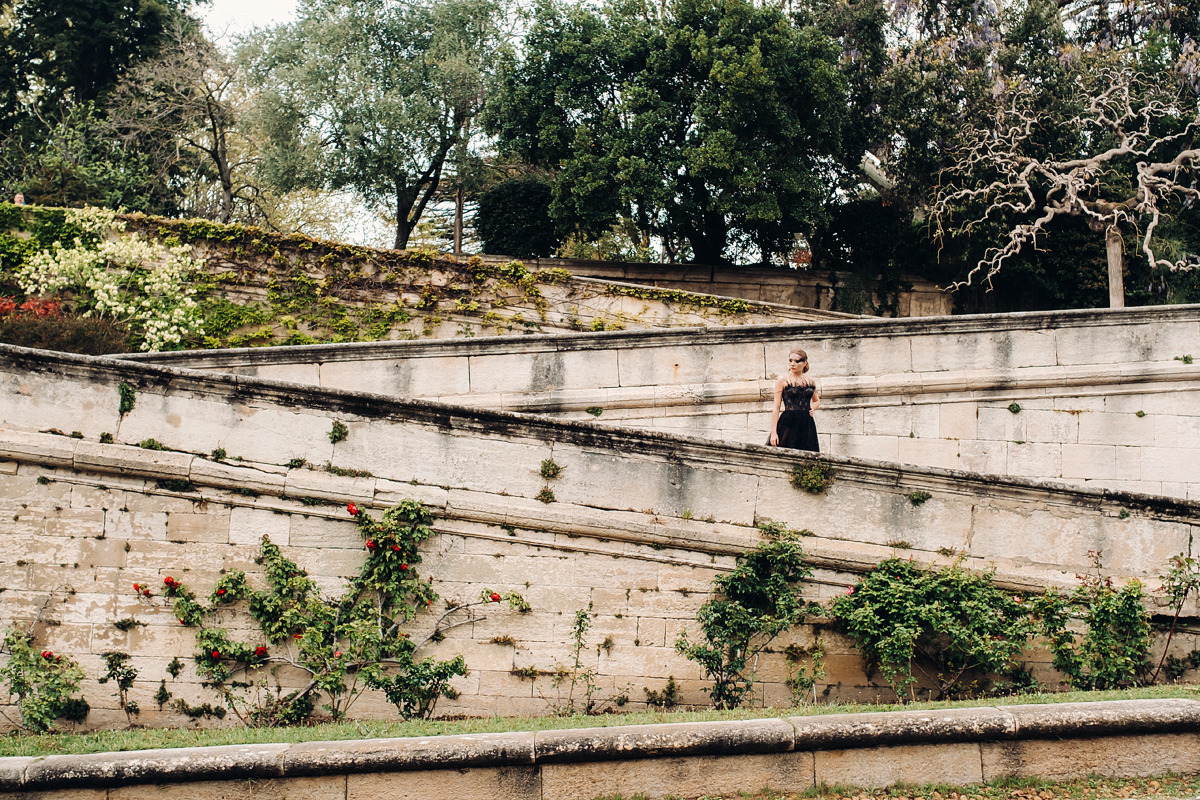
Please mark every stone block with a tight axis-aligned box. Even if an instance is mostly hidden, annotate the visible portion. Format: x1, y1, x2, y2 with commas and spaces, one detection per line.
1141, 447, 1200, 483
42, 508, 106, 539
826, 434, 899, 462
230, 506, 291, 547
348, 765, 541, 800
981, 732, 1200, 781
323, 355, 470, 399
896, 437, 961, 470
1002, 442, 1062, 478
1077, 410, 1154, 446
166, 512, 231, 545
619, 341, 764, 388
1061, 444, 1141, 481
863, 406, 912, 438
977, 405, 1025, 442
469, 349, 619, 394
289, 514, 363, 551
821, 407, 865, 436
956, 440, 1009, 475
190, 459, 286, 496
1024, 409, 1079, 444
814, 741, 984, 789
939, 402, 979, 441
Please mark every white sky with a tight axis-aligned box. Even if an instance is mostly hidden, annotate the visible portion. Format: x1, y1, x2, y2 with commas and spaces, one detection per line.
200, 0, 298, 37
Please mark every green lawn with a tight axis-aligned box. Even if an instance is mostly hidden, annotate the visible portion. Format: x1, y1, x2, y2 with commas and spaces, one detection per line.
0, 684, 1196, 758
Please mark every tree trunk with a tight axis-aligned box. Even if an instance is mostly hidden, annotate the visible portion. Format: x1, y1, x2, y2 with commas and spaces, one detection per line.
1106, 225, 1124, 309
454, 185, 464, 256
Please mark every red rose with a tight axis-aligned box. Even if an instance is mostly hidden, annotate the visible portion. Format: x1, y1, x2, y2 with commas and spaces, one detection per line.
217, 588, 226, 596
294, 633, 302, 639
400, 563, 408, 570
392, 545, 400, 552
334, 651, 342, 658
254, 646, 268, 657
211, 650, 221, 659
133, 583, 140, 592
366, 539, 376, 549
490, 592, 501, 603
164, 576, 175, 586
347, 503, 359, 516
845, 586, 854, 595
41, 650, 52, 659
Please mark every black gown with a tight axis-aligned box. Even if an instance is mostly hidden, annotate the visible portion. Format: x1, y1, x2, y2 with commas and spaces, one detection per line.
775, 382, 819, 452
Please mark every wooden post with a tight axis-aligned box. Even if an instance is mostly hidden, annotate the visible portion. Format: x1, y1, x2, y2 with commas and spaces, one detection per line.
1106, 225, 1124, 309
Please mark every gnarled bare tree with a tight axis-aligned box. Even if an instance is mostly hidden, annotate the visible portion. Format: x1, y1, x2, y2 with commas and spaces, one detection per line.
931, 64, 1200, 307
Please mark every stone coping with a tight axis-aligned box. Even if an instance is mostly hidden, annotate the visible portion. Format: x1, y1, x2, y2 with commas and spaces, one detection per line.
1, 700, 1196, 791
118, 304, 1200, 367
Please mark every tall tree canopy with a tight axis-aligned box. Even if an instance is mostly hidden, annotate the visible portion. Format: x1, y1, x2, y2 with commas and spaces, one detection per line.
247, 0, 504, 250
488, 0, 853, 266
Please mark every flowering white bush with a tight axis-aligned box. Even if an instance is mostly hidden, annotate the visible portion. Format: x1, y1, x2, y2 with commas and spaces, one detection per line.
17, 212, 202, 352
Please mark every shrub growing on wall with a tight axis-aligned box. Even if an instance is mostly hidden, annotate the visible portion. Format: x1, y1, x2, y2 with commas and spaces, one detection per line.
676, 528, 823, 709
828, 558, 1036, 701
1033, 556, 1151, 691
0, 629, 90, 732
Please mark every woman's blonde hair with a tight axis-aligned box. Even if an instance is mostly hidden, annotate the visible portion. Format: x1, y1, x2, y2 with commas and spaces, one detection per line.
789, 348, 810, 374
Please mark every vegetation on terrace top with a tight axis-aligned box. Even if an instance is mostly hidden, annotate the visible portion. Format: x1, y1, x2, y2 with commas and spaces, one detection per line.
0, 202, 775, 353
2, 0, 1199, 313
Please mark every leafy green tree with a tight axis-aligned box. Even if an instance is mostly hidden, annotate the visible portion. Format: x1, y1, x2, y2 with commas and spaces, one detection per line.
247, 0, 504, 250
2, 0, 193, 119
475, 177, 560, 258
489, 0, 851, 266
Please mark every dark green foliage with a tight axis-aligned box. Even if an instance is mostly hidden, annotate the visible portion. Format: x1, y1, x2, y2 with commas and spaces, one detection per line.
156, 479, 196, 493
643, 675, 679, 708
475, 178, 561, 258
370, 652, 467, 720
489, 0, 850, 265
828, 559, 1037, 701
1034, 558, 1151, 691
98, 652, 139, 720
118, 382, 136, 415
155, 499, 492, 725
0, 628, 89, 732
328, 420, 348, 444
676, 530, 821, 709
791, 461, 834, 494
137, 439, 165, 450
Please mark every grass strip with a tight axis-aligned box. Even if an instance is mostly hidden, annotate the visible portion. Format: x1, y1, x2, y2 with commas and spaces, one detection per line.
0, 684, 1196, 759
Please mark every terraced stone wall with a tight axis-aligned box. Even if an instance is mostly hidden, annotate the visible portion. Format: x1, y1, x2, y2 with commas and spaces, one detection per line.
2, 346, 1198, 730
131, 305, 1200, 499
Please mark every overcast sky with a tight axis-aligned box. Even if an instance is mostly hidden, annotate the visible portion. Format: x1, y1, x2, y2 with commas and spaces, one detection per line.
200, 0, 297, 37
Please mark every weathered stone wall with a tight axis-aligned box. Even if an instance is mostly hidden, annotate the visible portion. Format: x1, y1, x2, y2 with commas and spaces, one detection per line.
475, 253, 955, 317
129, 305, 1200, 498
2, 346, 1199, 730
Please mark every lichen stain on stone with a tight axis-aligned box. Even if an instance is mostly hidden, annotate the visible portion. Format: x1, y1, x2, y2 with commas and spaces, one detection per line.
165, 414, 183, 428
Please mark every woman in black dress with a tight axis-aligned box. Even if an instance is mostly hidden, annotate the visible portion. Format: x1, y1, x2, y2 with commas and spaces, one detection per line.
768, 348, 820, 452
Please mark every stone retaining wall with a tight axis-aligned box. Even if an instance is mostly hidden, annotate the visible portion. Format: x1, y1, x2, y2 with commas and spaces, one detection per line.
1, 699, 1197, 799
2, 346, 1199, 728
475, 253, 955, 316
127, 305, 1200, 498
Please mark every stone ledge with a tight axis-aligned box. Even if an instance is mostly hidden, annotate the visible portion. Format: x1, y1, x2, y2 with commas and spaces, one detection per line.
116, 304, 1200, 368
2, 700, 1197, 793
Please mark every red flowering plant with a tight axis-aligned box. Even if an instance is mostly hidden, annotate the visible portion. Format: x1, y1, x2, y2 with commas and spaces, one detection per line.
0, 627, 89, 732
137, 499, 526, 726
